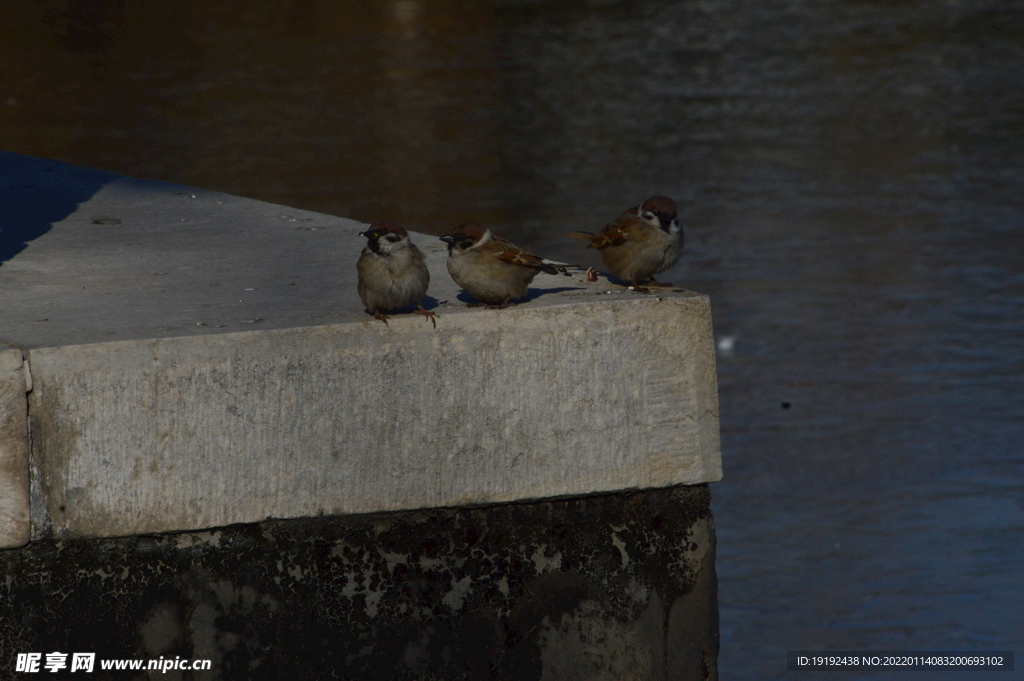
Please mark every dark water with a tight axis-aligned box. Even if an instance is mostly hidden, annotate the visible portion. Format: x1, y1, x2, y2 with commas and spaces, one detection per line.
3, 1, 1022, 678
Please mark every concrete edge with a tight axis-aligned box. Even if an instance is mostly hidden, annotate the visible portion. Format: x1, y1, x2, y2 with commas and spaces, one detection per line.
26, 293, 722, 540
0, 345, 30, 547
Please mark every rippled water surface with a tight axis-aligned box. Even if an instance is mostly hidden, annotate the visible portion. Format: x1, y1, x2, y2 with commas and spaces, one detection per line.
2, 1, 1022, 678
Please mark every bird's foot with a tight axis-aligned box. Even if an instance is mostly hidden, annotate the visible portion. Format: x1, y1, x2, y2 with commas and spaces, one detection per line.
372, 309, 390, 326
487, 295, 513, 310
628, 282, 651, 293
647, 277, 674, 287
415, 304, 437, 328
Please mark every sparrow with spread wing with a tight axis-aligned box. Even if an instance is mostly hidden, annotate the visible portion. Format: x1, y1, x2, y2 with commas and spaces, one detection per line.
567, 195, 682, 290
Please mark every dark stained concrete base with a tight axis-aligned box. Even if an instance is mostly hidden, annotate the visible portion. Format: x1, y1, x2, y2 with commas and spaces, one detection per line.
0, 485, 718, 680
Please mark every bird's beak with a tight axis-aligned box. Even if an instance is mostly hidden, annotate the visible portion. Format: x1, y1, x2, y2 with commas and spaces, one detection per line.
440, 235, 455, 243
359, 230, 380, 239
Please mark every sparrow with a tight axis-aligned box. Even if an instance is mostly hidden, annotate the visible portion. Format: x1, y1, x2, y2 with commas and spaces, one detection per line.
357, 221, 435, 327
567, 195, 683, 290
440, 222, 560, 308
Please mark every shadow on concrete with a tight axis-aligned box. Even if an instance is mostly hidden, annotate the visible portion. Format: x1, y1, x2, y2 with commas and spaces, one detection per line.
419, 295, 442, 311
0, 152, 119, 266
521, 285, 582, 302
593, 272, 681, 290
454, 286, 581, 306
357, 296, 444, 320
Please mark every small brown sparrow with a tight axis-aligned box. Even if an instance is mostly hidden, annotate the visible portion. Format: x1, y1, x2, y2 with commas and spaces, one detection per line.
440, 222, 560, 308
357, 221, 435, 327
567, 195, 683, 289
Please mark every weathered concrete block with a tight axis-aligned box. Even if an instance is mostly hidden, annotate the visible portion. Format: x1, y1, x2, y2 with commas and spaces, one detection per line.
0, 346, 30, 547
28, 293, 720, 538
1, 153, 721, 678
0, 153, 721, 540
0, 485, 718, 681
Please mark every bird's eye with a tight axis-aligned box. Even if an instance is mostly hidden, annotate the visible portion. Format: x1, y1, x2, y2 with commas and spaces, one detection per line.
641, 211, 655, 220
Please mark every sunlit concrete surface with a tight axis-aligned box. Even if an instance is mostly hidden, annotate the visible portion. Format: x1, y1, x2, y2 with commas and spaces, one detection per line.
0, 152, 721, 543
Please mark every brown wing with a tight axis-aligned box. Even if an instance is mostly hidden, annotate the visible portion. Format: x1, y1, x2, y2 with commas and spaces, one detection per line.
588, 209, 644, 250
491, 236, 559, 274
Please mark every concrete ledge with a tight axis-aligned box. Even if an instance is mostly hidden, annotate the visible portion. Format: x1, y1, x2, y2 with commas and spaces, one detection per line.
1, 153, 721, 541
29, 294, 719, 539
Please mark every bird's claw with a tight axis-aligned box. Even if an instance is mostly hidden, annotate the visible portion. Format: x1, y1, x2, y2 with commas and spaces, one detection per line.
487, 295, 513, 310
415, 305, 437, 328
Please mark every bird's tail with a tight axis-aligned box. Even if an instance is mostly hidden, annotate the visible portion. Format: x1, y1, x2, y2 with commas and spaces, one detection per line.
539, 258, 577, 275
565, 231, 596, 241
